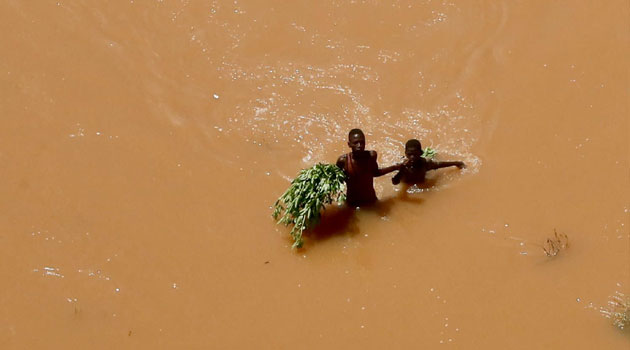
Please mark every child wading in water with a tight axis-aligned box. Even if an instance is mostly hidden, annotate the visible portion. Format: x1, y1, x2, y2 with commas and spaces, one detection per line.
336, 129, 399, 207
392, 139, 465, 186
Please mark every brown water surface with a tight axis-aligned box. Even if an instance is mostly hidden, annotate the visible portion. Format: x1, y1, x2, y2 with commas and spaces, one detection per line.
1, 1, 628, 349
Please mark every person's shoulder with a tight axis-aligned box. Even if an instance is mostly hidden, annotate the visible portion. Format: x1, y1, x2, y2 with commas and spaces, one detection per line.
336, 153, 348, 165
368, 150, 377, 158
423, 158, 437, 169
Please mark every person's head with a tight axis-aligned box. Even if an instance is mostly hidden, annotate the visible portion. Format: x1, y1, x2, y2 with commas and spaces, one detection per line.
348, 128, 365, 153
405, 139, 423, 161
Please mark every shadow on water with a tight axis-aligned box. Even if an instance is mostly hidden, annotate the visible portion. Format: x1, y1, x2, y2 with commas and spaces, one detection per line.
303, 191, 423, 247
306, 205, 359, 243
297, 176, 444, 249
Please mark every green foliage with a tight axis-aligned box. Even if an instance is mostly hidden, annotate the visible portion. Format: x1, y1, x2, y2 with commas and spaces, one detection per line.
272, 163, 346, 249
422, 147, 437, 159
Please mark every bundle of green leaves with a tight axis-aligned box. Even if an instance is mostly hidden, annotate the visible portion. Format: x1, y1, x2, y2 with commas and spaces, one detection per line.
422, 147, 437, 159
272, 163, 346, 249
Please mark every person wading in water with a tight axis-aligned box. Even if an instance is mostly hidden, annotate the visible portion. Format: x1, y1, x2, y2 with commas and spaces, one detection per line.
336, 129, 399, 207
392, 139, 465, 186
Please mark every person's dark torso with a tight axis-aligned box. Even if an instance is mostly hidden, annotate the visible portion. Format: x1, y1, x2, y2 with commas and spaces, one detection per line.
399, 158, 429, 184
344, 151, 377, 205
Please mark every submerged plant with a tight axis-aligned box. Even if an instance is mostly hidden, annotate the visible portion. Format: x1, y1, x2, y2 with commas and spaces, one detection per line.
542, 229, 569, 257
422, 147, 437, 159
600, 291, 630, 330
272, 163, 346, 249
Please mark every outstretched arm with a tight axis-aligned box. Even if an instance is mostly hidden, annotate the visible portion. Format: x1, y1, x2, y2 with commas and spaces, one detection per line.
371, 151, 401, 177
427, 160, 465, 170
376, 163, 402, 177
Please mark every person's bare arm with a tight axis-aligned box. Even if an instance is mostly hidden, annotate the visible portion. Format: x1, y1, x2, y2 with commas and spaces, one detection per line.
426, 160, 465, 170
336, 155, 347, 173
377, 163, 401, 176
371, 151, 401, 177
391, 170, 403, 185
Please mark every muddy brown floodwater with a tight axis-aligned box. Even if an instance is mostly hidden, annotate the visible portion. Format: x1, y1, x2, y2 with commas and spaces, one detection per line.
1, 0, 629, 349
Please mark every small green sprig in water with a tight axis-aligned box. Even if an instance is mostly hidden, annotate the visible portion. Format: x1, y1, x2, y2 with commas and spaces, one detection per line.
422, 147, 437, 159
272, 163, 346, 249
